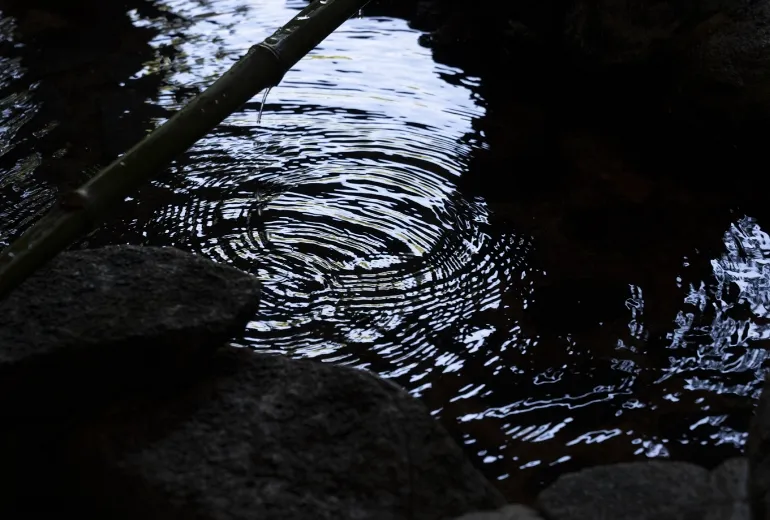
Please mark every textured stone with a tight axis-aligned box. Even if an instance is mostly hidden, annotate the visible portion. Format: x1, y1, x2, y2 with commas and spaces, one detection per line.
0, 245, 261, 417
749, 377, 770, 520
63, 349, 505, 520
707, 458, 751, 520
452, 504, 544, 520
678, 1, 770, 123
537, 461, 712, 520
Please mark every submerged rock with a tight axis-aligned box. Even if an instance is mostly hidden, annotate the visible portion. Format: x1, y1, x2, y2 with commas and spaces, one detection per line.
63, 348, 506, 519
537, 458, 749, 520
0, 244, 261, 417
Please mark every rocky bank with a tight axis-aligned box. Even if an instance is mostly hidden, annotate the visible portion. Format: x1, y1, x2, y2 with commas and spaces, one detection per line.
0, 244, 766, 519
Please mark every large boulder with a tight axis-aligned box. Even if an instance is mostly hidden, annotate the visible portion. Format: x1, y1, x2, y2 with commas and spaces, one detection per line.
59, 348, 506, 519
537, 458, 749, 520
0, 245, 263, 515
0, 245, 261, 417
0, 245, 504, 519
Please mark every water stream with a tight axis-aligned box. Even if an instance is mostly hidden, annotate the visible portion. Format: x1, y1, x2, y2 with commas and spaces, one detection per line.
1, 0, 767, 499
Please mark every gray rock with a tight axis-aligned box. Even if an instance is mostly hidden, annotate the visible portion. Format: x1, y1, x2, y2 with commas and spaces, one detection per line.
64, 348, 506, 520
537, 460, 733, 520
451, 504, 544, 520
749, 376, 770, 520
707, 458, 751, 520
0, 245, 261, 417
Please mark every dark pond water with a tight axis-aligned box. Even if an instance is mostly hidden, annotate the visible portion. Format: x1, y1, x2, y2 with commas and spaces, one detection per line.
1, 0, 768, 501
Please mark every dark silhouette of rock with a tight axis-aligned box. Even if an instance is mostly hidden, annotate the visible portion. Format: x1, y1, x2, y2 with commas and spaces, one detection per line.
537, 458, 749, 520
0, 245, 502, 518
563, 0, 770, 126
749, 376, 770, 520
710, 458, 750, 520
61, 348, 505, 519
0, 245, 261, 418
452, 504, 543, 520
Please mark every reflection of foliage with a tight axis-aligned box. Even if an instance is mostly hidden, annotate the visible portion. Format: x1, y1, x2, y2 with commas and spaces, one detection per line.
661, 216, 770, 400
130, 1, 253, 94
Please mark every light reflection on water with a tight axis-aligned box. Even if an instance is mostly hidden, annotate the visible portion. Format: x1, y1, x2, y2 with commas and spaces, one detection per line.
663, 216, 770, 398
0, 0, 768, 498
100, 0, 517, 380
0, 15, 52, 245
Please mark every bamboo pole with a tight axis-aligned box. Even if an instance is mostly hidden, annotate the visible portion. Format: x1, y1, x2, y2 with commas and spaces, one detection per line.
0, 0, 369, 301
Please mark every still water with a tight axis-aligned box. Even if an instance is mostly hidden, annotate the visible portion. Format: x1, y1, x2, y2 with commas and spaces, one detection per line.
1, 0, 768, 499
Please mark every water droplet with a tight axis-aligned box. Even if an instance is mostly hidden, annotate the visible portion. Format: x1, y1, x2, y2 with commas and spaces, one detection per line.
297, 15, 309, 21
120, 161, 126, 166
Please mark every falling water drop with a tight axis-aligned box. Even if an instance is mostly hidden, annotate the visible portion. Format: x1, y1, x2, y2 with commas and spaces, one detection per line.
257, 87, 271, 125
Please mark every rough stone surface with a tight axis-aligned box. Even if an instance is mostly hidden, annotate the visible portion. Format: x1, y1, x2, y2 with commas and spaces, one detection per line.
749, 376, 770, 520
678, 1, 770, 123
562, 0, 770, 124
61, 348, 505, 520
537, 460, 737, 520
452, 504, 544, 520
708, 458, 750, 520
0, 245, 261, 417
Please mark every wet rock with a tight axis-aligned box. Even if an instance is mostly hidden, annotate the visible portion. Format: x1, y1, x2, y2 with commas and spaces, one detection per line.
537, 459, 750, 520
0, 245, 261, 417
452, 504, 544, 520
64, 348, 506, 519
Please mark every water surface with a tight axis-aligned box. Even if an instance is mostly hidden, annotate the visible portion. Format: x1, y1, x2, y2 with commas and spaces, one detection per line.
1, 0, 767, 500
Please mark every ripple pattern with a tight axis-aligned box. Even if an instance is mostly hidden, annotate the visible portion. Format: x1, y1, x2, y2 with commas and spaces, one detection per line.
12, 0, 764, 500
0, 24, 52, 249
135, 116, 531, 379
88, 1, 529, 380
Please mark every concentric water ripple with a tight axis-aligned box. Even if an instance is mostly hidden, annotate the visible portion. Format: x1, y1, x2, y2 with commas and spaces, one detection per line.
135, 99, 530, 376
4, 0, 770, 500
91, 0, 528, 378
80, 1, 769, 488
